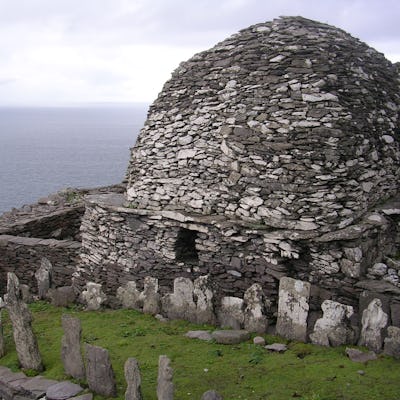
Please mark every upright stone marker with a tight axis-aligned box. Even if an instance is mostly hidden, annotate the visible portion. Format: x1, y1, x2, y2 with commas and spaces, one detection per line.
358, 298, 388, 352
310, 300, 355, 346
5, 272, 43, 371
117, 281, 142, 310
193, 275, 216, 324
243, 283, 268, 333
161, 277, 196, 321
85, 344, 117, 397
81, 282, 107, 311
157, 355, 174, 400
140, 277, 161, 315
276, 277, 310, 342
35, 257, 53, 299
383, 326, 400, 359
61, 315, 85, 379
0, 297, 5, 358
124, 358, 143, 400
217, 297, 244, 330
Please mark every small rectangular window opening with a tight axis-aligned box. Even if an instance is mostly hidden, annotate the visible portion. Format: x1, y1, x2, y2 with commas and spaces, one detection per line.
175, 228, 199, 263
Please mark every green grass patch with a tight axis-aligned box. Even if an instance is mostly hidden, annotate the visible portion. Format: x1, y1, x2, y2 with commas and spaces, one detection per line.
1, 302, 399, 400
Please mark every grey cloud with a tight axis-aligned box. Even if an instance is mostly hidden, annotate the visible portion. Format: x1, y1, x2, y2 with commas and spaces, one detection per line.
0, 78, 16, 85
1, 0, 399, 48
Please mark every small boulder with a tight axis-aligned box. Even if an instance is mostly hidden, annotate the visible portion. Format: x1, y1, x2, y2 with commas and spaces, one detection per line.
253, 336, 266, 346
185, 331, 213, 341
201, 390, 223, 400
265, 343, 287, 353
211, 330, 250, 344
345, 348, 377, 363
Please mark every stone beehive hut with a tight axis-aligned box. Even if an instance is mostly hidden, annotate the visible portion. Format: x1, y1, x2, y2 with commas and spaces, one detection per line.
126, 16, 400, 230
76, 17, 400, 313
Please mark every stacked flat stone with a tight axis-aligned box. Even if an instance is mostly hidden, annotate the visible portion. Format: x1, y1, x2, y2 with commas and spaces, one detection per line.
126, 16, 400, 232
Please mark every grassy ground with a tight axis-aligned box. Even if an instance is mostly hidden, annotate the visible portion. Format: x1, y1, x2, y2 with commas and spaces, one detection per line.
0, 302, 399, 400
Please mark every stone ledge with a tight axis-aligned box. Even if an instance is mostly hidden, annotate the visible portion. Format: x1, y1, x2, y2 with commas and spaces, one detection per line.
0, 235, 81, 250
0, 366, 87, 400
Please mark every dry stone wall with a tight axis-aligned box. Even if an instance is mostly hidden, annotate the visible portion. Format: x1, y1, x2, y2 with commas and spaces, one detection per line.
0, 235, 79, 295
76, 193, 400, 313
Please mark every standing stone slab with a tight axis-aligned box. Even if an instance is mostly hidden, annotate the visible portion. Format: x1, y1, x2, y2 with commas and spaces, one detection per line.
358, 298, 388, 353
243, 284, 268, 333
85, 344, 117, 397
194, 275, 216, 325
140, 277, 161, 315
383, 326, 400, 359
117, 281, 143, 311
217, 297, 244, 330
48, 286, 77, 307
161, 277, 196, 322
310, 300, 355, 346
5, 273, 43, 371
61, 315, 85, 379
157, 355, 174, 400
35, 257, 53, 299
276, 277, 310, 342
81, 282, 107, 311
124, 358, 143, 400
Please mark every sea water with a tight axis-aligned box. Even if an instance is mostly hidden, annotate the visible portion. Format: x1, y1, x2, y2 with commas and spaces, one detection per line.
0, 104, 148, 214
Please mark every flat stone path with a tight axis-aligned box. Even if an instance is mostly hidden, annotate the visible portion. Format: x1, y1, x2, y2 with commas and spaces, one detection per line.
0, 365, 90, 400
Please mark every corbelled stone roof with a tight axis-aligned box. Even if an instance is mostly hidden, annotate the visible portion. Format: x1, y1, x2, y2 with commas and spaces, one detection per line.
126, 16, 400, 232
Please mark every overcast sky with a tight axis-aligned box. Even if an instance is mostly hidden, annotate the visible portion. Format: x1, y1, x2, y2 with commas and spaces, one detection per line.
0, 0, 399, 106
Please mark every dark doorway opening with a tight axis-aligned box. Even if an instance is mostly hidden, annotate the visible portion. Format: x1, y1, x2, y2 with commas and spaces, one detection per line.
175, 228, 199, 263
